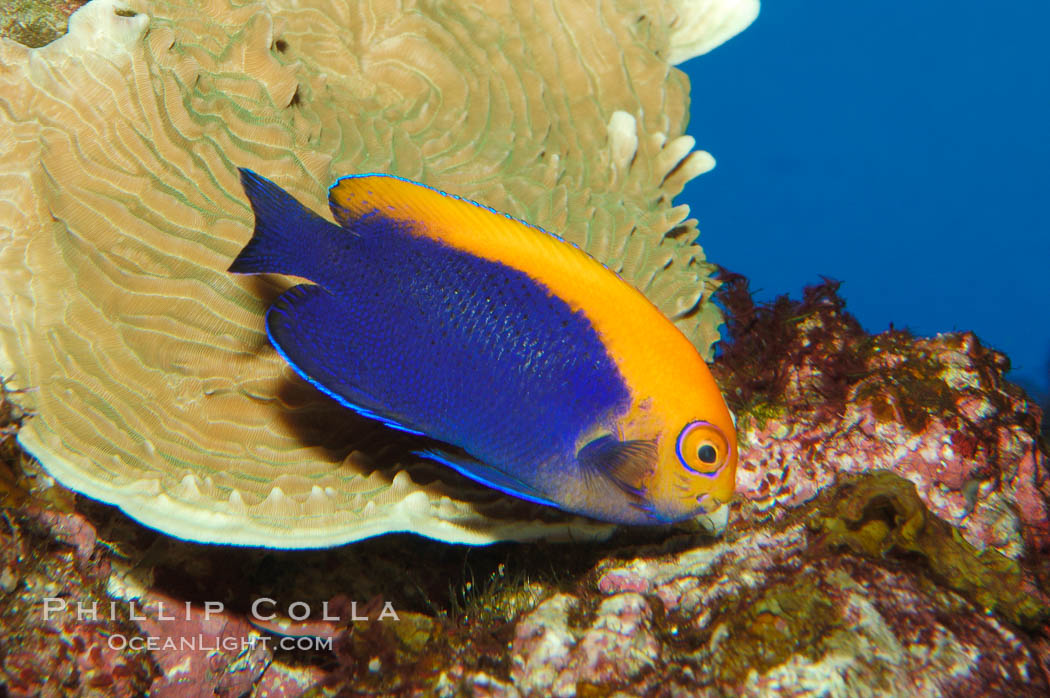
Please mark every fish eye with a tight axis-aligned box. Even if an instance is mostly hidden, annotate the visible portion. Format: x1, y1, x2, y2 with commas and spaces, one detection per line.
697, 444, 717, 464
676, 421, 729, 475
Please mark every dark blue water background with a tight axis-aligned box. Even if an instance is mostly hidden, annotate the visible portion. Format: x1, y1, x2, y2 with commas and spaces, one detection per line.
681, 1, 1050, 406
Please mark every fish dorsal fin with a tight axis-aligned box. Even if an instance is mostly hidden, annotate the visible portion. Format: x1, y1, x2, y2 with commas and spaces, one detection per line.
576, 435, 658, 497
328, 174, 601, 295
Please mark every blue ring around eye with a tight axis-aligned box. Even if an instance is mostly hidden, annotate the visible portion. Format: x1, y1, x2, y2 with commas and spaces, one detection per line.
676, 420, 725, 478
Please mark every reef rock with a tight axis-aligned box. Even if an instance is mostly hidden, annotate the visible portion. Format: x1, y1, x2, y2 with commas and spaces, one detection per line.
715, 273, 1050, 561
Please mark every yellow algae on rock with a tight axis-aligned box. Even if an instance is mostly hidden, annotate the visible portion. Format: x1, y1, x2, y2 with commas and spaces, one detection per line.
0, 0, 754, 546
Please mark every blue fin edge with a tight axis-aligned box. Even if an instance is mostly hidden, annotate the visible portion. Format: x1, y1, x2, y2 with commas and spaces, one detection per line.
414, 448, 560, 510
264, 302, 425, 437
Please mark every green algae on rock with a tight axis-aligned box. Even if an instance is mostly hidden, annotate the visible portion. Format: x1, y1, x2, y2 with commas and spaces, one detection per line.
0, 0, 87, 48
808, 470, 1050, 631
0, 0, 752, 547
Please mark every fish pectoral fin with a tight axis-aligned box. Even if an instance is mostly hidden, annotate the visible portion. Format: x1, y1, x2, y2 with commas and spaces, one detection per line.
415, 449, 560, 510
576, 435, 658, 498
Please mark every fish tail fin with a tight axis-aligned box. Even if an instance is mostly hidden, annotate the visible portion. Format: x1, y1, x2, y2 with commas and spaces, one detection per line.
228, 168, 345, 279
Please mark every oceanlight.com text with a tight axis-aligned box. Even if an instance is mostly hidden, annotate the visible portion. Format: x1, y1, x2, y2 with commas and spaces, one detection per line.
106, 633, 334, 652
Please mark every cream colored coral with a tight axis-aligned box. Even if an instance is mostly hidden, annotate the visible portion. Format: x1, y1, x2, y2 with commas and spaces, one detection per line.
667, 0, 760, 63
0, 0, 752, 546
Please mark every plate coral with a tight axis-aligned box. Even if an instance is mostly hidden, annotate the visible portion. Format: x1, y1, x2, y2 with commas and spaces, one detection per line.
0, 0, 751, 545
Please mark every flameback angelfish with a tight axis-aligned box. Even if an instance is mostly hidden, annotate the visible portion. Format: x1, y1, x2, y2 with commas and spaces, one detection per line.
229, 169, 738, 525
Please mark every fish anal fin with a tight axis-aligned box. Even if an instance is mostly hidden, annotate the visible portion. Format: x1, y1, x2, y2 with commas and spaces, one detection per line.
266, 284, 424, 436
415, 449, 559, 510
576, 436, 658, 498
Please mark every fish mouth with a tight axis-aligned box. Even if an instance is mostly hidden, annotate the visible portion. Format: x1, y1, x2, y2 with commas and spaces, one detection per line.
644, 492, 725, 525
692, 501, 730, 536
695, 493, 722, 515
